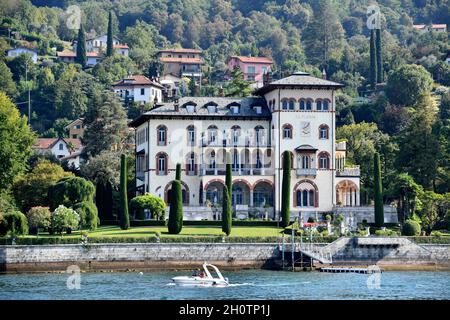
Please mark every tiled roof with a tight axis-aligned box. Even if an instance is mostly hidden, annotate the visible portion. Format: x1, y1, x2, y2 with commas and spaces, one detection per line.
254, 72, 343, 95
57, 50, 101, 58
413, 24, 447, 29
114, 44, 129, 49
129, 96, 270, 127
158, 48, 202, 54
34, 138, 82, 150
112, 75, 164, 88
159, 57, 203, 64
230, 56, 273, 64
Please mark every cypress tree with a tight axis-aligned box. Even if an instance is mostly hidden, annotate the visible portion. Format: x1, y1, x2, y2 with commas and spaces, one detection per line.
225, 154, 232, 199
175, 163, 181, 181
222, 185, 232, 236
369, 29, 377, 89
376, 29, 383, 83
106, 11, 114, 57
119, 154, 130, 230
75, 23, 86, 68
281, 151, 291, 228
374, 152, 384, 228
168, 180, 183, 234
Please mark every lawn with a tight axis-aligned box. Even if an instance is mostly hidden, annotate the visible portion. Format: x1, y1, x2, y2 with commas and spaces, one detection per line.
23, 225, 284, 239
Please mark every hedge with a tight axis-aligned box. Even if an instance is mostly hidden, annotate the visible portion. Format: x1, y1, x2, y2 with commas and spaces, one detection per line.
101, 220, 280, 227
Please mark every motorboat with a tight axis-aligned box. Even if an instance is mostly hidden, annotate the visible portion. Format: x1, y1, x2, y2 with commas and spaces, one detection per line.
172, 263, 229, 286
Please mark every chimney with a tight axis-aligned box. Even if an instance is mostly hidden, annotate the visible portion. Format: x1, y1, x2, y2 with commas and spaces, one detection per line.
174, 103, 179, 112
322, 68, 327, 80
218, 86, 224, 97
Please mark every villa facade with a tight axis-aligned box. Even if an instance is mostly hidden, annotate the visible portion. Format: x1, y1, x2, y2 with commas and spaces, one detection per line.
129, 72, 361, 219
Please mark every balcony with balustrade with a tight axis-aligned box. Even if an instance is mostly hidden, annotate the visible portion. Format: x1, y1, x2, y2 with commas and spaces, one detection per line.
336, 166, 360, 177
296, 168, 318, 177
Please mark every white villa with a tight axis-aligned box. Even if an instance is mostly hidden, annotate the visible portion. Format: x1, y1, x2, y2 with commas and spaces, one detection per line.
33, 138, 83, 169
129, 72, 364, 221
7, 47, 38, 63
112, 75, 164, 105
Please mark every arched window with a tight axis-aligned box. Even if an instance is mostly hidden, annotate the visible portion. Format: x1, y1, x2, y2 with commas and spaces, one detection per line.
306, 99, 312, 111
255, 126, 265, 145
157, 125, 167, 146
288, 100, 295, 110
282, 100, 289, 110
208, 125, 218, 145
232, 125, 241, 145
232, 149, 239, 171
319, 124, 329, 139
295, 181, 318, 207
187, 125, 196, 145
186, 152, 197, 175
301, 155, 311, 169
316, 99, 323, 111
318, 152, 330, 169
209, 151, 216, 170
156, 153, 168, 175
299, 99, 306, 110
323, 99, 330, 111
282, 124, 293, 139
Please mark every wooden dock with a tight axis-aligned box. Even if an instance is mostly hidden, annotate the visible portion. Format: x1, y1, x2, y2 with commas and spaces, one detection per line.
318, 267, 382, 274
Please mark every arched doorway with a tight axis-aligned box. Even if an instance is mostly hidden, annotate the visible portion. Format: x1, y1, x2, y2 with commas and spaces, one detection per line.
232, 181, 251, 206
165, 181, 190, 205
253, 181, 274, 208
336, 180, 359, 206
204, 181, 224, 205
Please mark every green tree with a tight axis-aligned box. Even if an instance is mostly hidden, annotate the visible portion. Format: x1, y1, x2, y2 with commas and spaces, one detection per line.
225, 155, 232, 200
385, 64, 433, 107
73, 201, 99, 230
130, 193, 166, 220
374, 152, 384, 227
106, 10, 114, 57
0, 92, 35, 191
389, 173, 423, 223
92, 55, 138, 86
396, 96, 439, 190
168, 180, 183, 234
222, 185, 232, 236
376, 29, 383, 83
48, 176, 95, 210
82, 92, 131, 158
119, 154, 130, 230
12, 161, 73, 212
0, 61, 17, 98
175, 163, 181, 181
370, 29, 377, 89
281, 151, 291, 228
224, 66, 252, 97
75, 23, 86, 67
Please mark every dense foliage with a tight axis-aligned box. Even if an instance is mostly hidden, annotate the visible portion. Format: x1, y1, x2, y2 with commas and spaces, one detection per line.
119, 154, 130, 230
51, 205, 80, 234
26, 206, 51, 229
402, 219, 421, 236
222, 185, 232, 236
130, 193, 166, 220
281, 151, 291, 228
48, 176, 95, 210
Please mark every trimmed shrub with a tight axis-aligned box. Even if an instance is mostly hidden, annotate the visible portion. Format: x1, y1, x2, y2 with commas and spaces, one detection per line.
73, 201, 99, 230
402, 220, 421, 236
130, 193, 166, 220
222, 185, 232, 236
168, 180, 183, 234
373, 152, 384, 227
51, 205, 80, 234
119, 154, 130, 230
281, 151, 291, 228
48, 176, 95, 210
27, 207, 51, 232
2, 211, 28, 236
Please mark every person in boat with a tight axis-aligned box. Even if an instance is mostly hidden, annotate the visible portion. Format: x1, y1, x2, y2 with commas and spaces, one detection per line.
199, 271, 205, 278
191, 270, 198, 277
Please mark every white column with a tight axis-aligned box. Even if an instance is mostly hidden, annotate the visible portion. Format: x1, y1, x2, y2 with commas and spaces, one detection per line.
238, 151, 242, 175
250, 190, 254, 207
261, 149, 265, 175
356, 190, 360, 206
346, 191, 350, 207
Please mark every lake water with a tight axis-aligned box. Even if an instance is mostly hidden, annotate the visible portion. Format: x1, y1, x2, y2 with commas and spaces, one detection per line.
1, 270, 449, 300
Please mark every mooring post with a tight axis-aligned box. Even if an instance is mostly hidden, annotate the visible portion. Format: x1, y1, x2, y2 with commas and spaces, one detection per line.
291, 226, 295, 271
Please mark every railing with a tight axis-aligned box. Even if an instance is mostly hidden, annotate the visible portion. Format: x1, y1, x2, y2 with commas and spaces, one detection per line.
200, 165, 274, 176
336, 167, 360, 177
201, 138, 271, 148
296, 168, 317, 177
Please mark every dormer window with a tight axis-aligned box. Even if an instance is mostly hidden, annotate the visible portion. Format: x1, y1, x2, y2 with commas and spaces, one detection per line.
254, 106, 262, 114
232, 106, 240, 114
207, 105, 216, 113
186, 104, 196, 113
